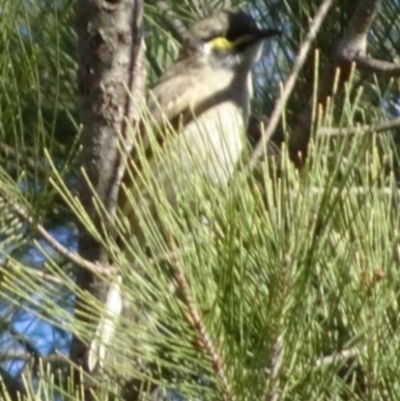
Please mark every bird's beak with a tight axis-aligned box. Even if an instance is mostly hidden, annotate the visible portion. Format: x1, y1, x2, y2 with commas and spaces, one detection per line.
234, 29, 280, 51
253, 28, 281, 41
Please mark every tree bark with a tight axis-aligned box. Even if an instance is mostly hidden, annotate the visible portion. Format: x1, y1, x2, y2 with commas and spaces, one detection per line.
71, 0, 145, 376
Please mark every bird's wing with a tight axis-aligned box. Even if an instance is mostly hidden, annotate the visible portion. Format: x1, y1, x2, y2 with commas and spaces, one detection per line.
146, 67, 205, 124
119, 63, 206, 219
124, 58, 215, 176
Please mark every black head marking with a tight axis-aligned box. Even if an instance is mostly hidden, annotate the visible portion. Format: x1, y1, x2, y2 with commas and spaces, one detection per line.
190, 10, 260, 43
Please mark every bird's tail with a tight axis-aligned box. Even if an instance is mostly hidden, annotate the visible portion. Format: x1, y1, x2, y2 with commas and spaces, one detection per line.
86, 274, 123, 372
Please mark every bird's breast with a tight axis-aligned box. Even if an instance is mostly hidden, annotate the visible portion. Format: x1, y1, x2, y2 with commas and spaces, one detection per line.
180, 101, 247, 186
123, 67, 253, 209
139, 101, 247, 212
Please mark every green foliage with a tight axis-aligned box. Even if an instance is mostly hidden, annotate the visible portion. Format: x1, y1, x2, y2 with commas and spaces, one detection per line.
1, 0, 400, 400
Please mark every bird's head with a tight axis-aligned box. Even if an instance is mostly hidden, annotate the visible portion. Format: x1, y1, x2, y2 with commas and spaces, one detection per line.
186, 10, 280, 72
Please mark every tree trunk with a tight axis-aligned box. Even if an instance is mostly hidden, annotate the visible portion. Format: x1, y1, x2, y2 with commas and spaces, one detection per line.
71, 0, 146, 378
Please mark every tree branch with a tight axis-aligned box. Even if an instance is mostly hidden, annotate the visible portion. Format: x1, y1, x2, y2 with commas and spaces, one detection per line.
249, 0, 335, 169
336, 0, 382, 60
288, 0, 390, 166
334, 0, 400, 78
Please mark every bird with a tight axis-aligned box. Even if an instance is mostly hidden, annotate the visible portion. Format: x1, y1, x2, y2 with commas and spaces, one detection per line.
87, 9, 280, 373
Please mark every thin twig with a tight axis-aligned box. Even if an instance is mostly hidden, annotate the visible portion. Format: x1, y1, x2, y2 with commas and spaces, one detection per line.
315, 346, 365, 367
354, 56, 400, 77
249, 0, 335, 169
318, 116, 400, 136
0, 194, 114, 277
167, 234, 236, 401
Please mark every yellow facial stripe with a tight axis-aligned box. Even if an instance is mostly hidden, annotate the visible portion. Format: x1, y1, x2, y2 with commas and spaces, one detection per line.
209, 34, 254, 51
210, 37, 235, 50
